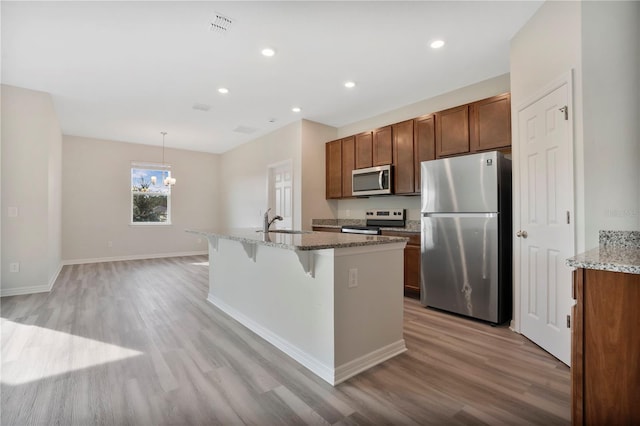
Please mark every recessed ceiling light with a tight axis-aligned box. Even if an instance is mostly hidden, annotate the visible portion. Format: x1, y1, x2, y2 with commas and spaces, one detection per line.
344, 81, 356, 89
218, 87, 229, 94
291, 107, 301, 113
430, 40, 445, 49
261, 48, 276, 57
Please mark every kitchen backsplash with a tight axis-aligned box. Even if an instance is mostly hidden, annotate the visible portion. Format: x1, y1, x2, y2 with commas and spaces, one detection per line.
336, 195, 421, 221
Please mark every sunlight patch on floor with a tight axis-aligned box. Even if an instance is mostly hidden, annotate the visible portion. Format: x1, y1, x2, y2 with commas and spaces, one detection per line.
1, 319, 143, 386
190, 261, 209, 266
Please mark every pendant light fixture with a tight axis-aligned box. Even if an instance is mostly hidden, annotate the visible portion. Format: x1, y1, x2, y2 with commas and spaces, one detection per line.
161, 131, 177, 186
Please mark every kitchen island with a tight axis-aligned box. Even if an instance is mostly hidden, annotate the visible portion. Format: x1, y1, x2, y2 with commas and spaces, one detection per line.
187, 228, 408, 385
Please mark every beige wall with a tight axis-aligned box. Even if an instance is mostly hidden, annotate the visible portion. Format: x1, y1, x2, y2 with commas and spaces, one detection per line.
1, 85, 62, 296
301, 120, 338, 229
510, 0, 585, 251
219, 122, 302, 229
335, 74, 511, 221
62, 135, 219, 262
582, 0, 640, 245
219, 119, 338, 230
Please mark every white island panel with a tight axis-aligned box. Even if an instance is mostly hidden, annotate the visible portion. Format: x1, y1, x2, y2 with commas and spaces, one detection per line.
204, 236, 406, 385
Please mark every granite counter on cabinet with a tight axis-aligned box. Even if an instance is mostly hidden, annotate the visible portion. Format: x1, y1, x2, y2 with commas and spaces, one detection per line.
187, 227, 408, 251
311, 219, 421, 233
566, 230, 640, 274
186, 227, 408, 386
567, 231, 640, 424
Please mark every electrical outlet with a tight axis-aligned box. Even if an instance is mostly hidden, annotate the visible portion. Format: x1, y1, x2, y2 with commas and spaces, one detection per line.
107, 241, 113, 248
348, 268, 358, 288
197, 238, 203, 244
10, 262, 20, 273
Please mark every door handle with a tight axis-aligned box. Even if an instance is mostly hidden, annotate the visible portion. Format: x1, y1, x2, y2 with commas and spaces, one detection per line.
516, 230, 528, 238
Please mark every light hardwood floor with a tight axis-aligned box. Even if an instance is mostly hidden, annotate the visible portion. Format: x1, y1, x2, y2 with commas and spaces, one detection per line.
1, 255, 570, 425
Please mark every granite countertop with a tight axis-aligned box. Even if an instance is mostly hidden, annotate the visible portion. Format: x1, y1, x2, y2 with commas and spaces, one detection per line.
566, 231, 640, 274
186, 228, 408, 251
312, 219, 420, 233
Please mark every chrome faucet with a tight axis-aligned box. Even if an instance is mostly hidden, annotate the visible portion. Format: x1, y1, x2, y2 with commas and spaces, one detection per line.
263, 208, 283, 232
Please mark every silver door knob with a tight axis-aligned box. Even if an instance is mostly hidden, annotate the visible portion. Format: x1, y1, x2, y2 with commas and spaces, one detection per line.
516, 230, 528, 238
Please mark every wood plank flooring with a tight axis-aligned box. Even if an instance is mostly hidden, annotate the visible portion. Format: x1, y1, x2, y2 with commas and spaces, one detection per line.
1, 255, 570, 425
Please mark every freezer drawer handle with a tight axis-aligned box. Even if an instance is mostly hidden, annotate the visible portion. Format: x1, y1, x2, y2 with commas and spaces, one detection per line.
516, 230, 528, 238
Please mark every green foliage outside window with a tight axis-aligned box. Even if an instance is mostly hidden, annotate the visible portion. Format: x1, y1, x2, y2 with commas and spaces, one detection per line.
131, 169, 170, 224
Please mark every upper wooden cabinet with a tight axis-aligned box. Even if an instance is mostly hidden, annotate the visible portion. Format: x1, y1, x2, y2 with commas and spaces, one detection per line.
355, 131, 373, 169
414, 114, 435, 193
341, 136, 355, 198
435, 105, 470, 157
470, 93, 511, 152
325, 92, 510, 199
392, 119, 415, 194
373, 125, 393, 166
325, 139, 342, 199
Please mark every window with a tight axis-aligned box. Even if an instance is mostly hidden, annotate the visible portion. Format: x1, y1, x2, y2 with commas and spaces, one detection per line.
131, 163, 172, 225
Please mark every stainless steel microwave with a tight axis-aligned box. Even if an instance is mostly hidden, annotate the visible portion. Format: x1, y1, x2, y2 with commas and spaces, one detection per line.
352, 165, 393, 196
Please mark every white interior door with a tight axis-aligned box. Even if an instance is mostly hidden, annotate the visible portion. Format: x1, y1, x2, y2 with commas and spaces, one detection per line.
269, 162, 293, 229
517, 79, 574, 366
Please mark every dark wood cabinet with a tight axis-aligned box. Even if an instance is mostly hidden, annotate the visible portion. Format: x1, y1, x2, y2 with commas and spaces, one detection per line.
326, 92, 510, 199
382, 231, 420, 298
355, 131, 373, 169
572, 268, 640, 425
470, 93, 511, 152
373, 125, 393, 166
413, 114, 435, 193
341, 136, 355, 198
325, 139, 342, 199
435, 104, 470, 157
311, 226, 341, 233
392, 120, 415, 194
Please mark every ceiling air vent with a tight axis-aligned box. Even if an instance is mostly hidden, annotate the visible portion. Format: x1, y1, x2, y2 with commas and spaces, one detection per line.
192, 103, 211, 112
210, 13, 234, 33
233, 125, 257, 134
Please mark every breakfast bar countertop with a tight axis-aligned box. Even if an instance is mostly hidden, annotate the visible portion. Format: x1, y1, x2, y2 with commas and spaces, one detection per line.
186, 228, 408, 252
566, 231, 640, 274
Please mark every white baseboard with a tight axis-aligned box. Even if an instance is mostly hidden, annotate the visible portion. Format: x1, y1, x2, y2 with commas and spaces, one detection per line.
334, 340, 407, 385
0, 262, 63, 298
62, 250, 208, 265
208, 294, 406, 386
208, 294, 336, 383
1, 252, 207, 297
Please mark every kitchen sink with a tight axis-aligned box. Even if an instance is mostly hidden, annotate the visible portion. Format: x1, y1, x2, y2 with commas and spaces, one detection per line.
257, 229, 313, 234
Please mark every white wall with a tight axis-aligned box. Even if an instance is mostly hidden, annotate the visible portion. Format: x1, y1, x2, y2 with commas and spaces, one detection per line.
510, 0, 585, 251
582, 1, 640, 245
1, 85, 62, 296
62, 135, 219, 262
335, 74, 511, 221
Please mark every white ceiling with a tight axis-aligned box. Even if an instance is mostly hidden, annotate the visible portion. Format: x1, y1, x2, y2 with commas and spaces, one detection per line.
1, 1, 542, 154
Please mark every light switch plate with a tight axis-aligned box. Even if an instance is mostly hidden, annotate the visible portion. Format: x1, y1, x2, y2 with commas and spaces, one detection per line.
8, 207, 18, 217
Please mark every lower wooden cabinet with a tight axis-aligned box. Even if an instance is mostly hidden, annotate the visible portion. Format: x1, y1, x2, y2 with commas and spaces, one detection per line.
572, 268, 640, 425
312, 228, 421, 298
382, 231, 420, 298
311, 226, 341, 233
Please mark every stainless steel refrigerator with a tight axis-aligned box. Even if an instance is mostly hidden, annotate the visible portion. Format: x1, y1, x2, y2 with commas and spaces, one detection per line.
420, 151, 511, 324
